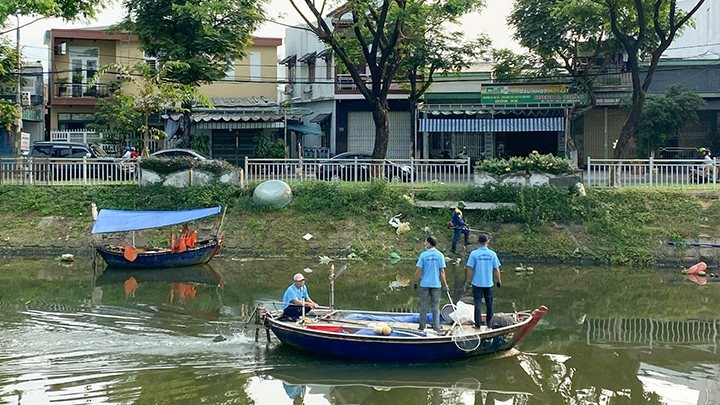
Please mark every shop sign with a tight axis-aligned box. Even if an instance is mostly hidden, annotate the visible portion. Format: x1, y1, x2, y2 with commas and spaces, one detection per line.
482, 84, 587, 105
22, 107, 43, 121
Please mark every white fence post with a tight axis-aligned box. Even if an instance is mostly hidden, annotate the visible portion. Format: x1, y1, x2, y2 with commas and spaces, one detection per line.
648, 154, 654, 191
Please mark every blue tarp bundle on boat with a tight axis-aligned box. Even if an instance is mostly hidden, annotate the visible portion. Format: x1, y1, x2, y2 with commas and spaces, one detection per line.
345, 313, 434, 323
91, 206, 222, 234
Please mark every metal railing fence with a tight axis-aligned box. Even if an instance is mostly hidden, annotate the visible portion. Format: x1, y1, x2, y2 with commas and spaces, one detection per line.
0, 157, 139, 186
243, 157, 473, 184
586, 157, 717, 190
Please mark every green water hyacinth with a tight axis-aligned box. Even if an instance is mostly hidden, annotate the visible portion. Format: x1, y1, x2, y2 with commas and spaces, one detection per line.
477, 152, 574, 175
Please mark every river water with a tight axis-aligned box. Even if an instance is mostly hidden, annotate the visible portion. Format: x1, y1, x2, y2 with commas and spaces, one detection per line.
0, 257, 718, 404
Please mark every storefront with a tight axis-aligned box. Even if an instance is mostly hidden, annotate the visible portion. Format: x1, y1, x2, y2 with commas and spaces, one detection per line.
418, 84, 585, 161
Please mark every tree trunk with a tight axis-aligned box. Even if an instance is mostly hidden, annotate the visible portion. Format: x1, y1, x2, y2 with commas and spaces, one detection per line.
409, 98, 418, 158
613, 81, 645, 159
370, 98, 390, 159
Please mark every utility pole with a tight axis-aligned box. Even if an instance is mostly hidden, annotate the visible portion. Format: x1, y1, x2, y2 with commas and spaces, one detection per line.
14, 14, 23, 156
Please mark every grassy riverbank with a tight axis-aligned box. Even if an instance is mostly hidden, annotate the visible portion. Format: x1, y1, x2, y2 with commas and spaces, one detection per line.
0, 183, 716, 266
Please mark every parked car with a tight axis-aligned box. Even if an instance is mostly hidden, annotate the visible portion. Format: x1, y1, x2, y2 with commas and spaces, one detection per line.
26, 141, 133, 181
150, 148, 213, 162
316, 152, 414, 182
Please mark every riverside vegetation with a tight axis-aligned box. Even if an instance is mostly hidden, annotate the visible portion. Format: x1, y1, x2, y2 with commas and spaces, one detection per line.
0, 182, 716, 266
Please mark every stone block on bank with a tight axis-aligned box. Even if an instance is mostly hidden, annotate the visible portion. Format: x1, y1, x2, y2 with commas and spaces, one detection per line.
139, 169, 162, 185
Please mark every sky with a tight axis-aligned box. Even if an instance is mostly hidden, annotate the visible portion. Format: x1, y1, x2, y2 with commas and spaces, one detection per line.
5, 0, 520, 72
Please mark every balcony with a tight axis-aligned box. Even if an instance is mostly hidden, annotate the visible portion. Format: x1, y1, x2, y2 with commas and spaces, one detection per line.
52, 82, 113, 105
334, 73, 409, 95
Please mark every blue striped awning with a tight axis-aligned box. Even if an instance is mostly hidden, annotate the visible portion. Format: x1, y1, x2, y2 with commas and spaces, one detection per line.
419, 117, 565, 133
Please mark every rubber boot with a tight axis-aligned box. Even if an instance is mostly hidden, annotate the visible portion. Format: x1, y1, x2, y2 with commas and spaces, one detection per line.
451, 241, 458, 255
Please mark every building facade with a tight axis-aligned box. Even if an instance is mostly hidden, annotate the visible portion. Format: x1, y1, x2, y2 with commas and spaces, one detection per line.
281, 18, 412, 159
0, 62, 45, 155
44, 27, 283, 164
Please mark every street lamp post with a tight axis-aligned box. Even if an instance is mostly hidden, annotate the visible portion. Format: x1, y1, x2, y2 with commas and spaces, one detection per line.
14, 14, 23, 156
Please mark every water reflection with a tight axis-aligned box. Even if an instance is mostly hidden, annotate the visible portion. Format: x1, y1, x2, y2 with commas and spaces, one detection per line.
0, 258, 718, 404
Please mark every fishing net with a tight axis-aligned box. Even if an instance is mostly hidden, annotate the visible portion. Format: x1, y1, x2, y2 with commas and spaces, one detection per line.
452, 329, 481, 352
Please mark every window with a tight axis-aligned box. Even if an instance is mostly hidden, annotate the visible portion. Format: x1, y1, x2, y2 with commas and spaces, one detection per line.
308, 59, 316, 83
249, 52, 261, 82
143, 51, 158, 71
68, 47, 99, 97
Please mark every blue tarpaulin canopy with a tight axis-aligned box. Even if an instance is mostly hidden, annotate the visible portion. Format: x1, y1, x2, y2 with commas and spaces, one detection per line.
287, 123, 322, 135
92, 206, 222, 234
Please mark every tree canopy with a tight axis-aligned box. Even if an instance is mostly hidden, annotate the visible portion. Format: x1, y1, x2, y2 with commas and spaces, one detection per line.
291, 0, 485, 158
634, 85, 704, 157
1, 0, 104, 23
120, 0, 266, 85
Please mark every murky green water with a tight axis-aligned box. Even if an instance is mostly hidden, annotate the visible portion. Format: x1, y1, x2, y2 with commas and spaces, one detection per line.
0, 257, 718, 404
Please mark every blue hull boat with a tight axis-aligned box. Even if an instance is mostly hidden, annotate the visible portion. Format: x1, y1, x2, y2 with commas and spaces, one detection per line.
91, 206, 225, 269
262, 306, 547, 362
95, 237, 221, 269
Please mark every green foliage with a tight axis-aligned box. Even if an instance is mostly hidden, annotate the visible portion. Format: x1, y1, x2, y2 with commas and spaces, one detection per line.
477, 152, 574, 175
253, 134, 286, 158
1, 0, 103, 22
89, 92, 143, 146
89, 61, 209, 156
120, 0, 265, 85
634, 85, 705, 156
139, 156, 236, 176
0, 39, 18, 130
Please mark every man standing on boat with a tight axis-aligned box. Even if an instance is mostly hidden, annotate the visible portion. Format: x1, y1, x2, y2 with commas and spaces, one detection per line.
282, 273, 318, 320
415, 236, 449, 332
465, 234, 502, 329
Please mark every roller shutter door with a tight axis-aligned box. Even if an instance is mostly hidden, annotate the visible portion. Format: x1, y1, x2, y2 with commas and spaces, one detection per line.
347, 111, 411, 159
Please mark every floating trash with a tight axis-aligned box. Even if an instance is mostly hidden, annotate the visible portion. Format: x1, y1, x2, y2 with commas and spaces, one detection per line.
303, 233, 314, 241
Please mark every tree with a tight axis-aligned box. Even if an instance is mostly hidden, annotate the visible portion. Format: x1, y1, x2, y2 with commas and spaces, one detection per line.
91, 61, 210, 157
568, 0, 705, 158
634, 85, 704, 156
404, 27, 489, 157
89, 92, 144, 149
1, 0, 102, 23
506, 0, 619, 165
0, 39, 19, 131
290, 0, 484, 159
119, 0, 266, 144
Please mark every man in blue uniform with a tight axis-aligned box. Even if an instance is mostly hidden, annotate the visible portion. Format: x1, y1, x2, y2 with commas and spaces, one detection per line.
415, 236, 449, 332
465, 234, 502, 329
282, 273, 318, 320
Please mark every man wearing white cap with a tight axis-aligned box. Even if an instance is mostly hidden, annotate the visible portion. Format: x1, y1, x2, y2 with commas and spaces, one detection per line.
282, 273, 319, 320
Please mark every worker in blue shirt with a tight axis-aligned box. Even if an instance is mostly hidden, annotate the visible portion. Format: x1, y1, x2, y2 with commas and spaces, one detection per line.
415, 236, 449, 332
282, 273, 318, 320
465, 234, 502, 329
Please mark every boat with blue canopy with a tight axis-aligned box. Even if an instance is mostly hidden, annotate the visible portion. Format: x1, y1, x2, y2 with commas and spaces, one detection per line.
91, 206, 225, 269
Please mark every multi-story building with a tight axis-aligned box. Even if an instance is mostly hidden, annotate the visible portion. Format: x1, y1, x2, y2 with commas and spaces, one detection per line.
281, 11, 412, 159
44, 27, 283, 164
0, 61, 45, 155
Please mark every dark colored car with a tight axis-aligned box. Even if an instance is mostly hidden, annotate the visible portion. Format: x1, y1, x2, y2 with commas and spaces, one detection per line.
26, 141, 132, 181
316, 152, 414, 182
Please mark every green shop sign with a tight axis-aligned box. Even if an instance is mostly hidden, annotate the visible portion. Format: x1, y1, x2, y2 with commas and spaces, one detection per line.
482, 84, 587, 105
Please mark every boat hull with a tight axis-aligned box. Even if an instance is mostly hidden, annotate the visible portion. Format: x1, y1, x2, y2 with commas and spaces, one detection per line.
265, 306, 547, 362
96, 238, 220, 269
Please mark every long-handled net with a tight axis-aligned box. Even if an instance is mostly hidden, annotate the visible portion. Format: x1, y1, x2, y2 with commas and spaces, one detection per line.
445, 290, 481, 352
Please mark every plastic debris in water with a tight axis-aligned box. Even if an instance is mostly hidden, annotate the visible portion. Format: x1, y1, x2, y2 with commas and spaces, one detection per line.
303, 233, 313, 241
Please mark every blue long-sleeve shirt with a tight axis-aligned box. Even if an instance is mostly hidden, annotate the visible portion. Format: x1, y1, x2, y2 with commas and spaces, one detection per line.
452, 209, 467, 229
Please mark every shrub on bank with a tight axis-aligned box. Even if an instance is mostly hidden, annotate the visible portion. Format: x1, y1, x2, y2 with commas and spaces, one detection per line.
477, 152, 574, 175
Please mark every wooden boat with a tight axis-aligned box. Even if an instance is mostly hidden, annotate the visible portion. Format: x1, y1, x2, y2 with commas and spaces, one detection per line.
91, 206, 225, 269
261, 305, 548, 362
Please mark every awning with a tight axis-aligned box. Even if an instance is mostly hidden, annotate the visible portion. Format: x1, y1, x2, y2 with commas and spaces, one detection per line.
288, 123, 322, 135
280, 54, 297, 65
310, 113, 331, 124
191, 112, 286, 122
316, 49, 331, 59
298, 52, 317, 63
419, 117, 565, 133
92, 206, 221, 234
